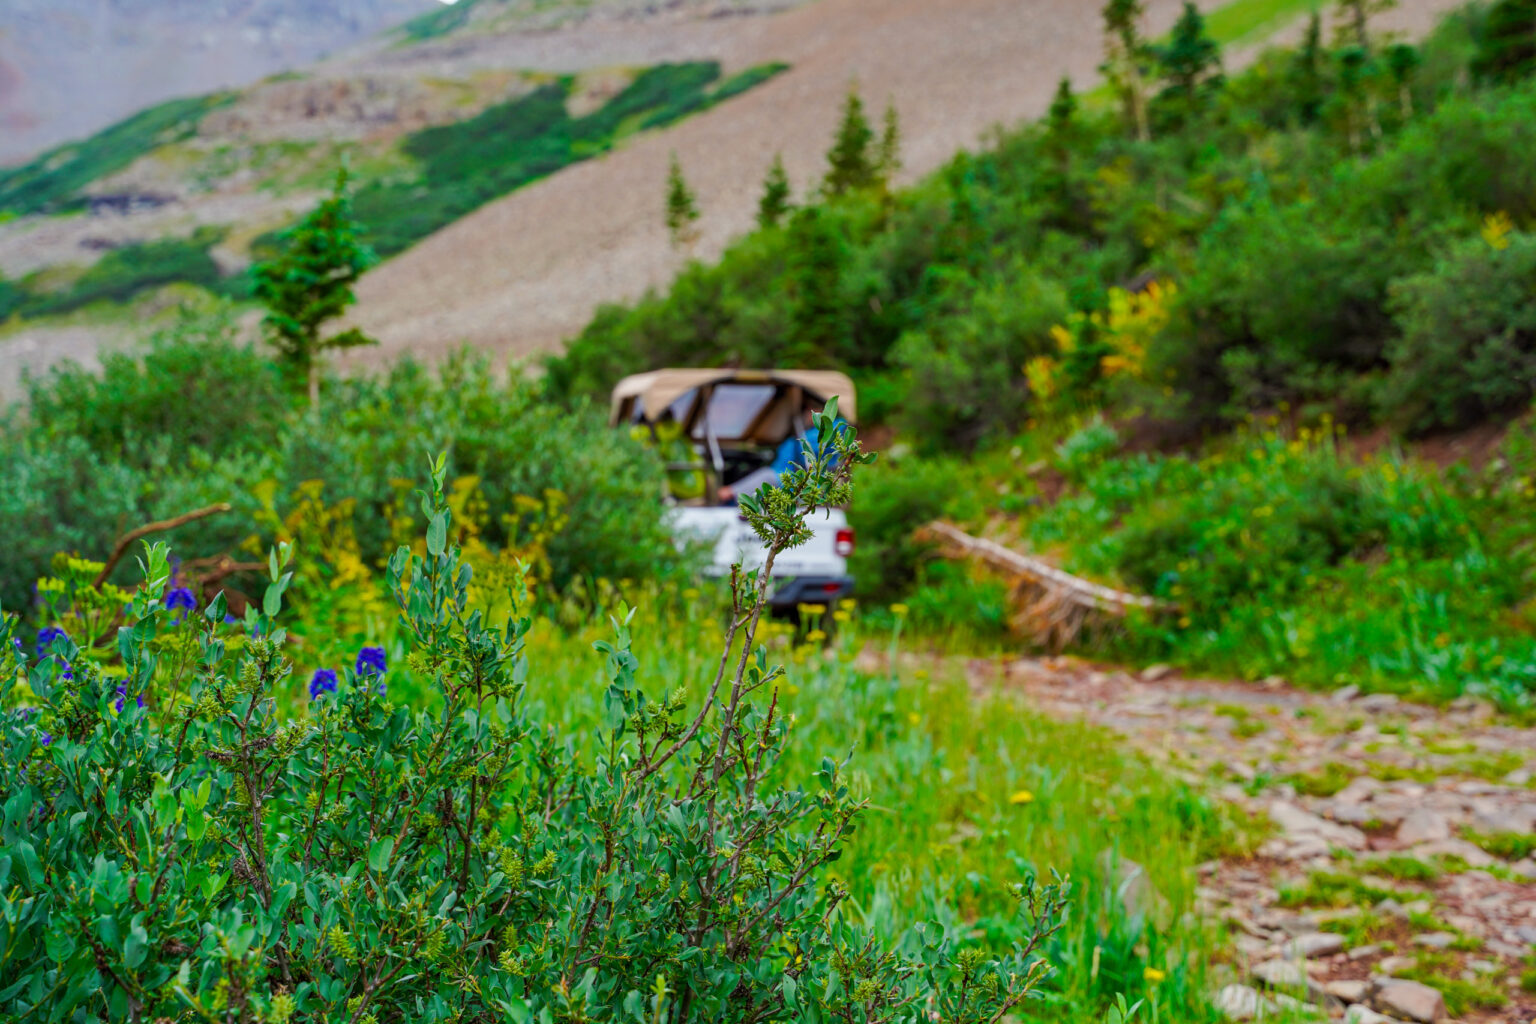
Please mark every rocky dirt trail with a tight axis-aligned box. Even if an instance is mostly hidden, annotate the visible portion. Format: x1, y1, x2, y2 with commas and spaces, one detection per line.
969, 656, 1536, 1024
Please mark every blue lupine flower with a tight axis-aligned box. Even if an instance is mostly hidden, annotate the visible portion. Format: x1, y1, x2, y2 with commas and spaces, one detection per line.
309, 668, 338, 700
60, 662, 73, 682
39, 731, 52, 747
113, 682, 144, 714
356, 646, 387, 694
165, 587, 197, 614
36, 626, 67, 656
10, 637, 22, 661
224, 614, 239, 625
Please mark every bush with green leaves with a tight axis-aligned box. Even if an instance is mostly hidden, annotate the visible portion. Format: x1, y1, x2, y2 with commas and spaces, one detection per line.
0, 330, 682, 614
0, 417, 1068, 1024
1381, 229, 1536, 433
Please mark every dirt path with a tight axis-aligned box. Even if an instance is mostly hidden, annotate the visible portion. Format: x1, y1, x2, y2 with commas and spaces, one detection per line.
965, 655, 1536, 1023
345, 0, 1474, 371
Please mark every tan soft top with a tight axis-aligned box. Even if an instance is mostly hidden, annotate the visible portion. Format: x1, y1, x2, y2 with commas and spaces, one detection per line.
609, 368, 857, 442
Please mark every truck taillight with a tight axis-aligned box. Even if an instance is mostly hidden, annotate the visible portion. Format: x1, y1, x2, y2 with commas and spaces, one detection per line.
835, 528, 855, 558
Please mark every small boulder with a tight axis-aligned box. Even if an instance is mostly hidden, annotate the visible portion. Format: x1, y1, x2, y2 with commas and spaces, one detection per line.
1283, 933, 1346, 959
1332, 684, 1361, 703
1346, 1005, 1408, 1024
1514, 859, 1536, 880
1395, 810, 1450, 845
1374, 955, 1415, 976
1214, 984, 1271, 1021
1410, 932, 1455, 950
1140, 663, 1176, 682
1327, 980, 1369, 1003
1251, 958, 1307, 989
1373, 979, 1446, 1023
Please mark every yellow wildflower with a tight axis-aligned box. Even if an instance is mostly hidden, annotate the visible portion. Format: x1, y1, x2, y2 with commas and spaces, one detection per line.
1009, 790, 1034, 805
1144, 967, 1166, 982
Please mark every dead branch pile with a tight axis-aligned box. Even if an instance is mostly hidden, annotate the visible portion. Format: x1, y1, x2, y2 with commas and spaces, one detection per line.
917, 521, 1174, 650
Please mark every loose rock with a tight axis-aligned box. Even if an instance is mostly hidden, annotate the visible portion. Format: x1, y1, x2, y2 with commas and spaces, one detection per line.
1395, 810, 1450, 845
1374, 955, 1415, 976
1372, 979, 1446, 1023
1410, 932, 1455, 950
1327, 979, 1369, 1003
1214, 984, 1271, 1021
1283, 933, 1346, 959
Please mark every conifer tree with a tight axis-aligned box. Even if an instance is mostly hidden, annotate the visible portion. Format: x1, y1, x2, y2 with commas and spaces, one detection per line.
1385, 42, 1421, 118
789, 206, 845, 363
253, 167, 377, 412
1288, 11, 1329, 125
1102, 0, 1152, 141
1157, 2, 1222, 109
664, 153, 701, 252
876, 101, 903, 181
1471, 0, 1536, 83
757, 154, 792, 229
822, 87, 879, 196
1043, 78, 1079, 226
1334, 0, 1397, 52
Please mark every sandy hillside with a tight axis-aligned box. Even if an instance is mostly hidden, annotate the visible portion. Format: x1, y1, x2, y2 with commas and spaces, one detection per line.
345, 0, 1473, 372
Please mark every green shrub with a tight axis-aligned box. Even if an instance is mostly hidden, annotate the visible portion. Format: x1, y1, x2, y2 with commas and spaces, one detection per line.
21, 306, 286, 468
22, 234, 224, 317
0, 439, 1070, 1024
847, 455, 975, 600
1381, 230, 1536, 433
892, 266, 1069, 449
0, 94, 228, 216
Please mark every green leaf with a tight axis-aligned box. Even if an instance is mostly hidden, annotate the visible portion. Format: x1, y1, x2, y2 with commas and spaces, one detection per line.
426, 511, 448, 557
368, 837, 396, 873
123, 921, 149, 969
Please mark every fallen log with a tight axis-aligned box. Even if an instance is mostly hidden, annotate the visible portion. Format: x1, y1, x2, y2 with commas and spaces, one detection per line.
917, 521, 1174, 649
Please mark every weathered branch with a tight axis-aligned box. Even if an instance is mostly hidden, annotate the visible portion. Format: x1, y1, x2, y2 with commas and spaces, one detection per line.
96, 503, 233, 586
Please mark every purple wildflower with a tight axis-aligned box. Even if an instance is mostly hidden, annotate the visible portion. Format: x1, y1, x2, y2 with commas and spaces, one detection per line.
355, 646, 387, 693
113, 682, 145, 714
165, 587, 197, 622
39, 731, 52, 747
309, 668, 338, 700
35, 626, 67, 656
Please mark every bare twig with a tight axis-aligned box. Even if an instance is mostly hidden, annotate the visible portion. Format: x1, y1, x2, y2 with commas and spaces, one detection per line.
95, 503, 233, 586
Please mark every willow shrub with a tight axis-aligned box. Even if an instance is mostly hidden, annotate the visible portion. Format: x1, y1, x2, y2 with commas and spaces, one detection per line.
0, 408, 1066, 1024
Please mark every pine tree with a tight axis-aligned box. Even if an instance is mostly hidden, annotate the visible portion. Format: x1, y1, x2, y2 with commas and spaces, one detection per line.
876, 101, 903, 182
664, 153, 701, 252
1157, 2, 1222, 109
757, 155, 792, 229
789, 206, 845, 363
1101, 0, 1152, 141
822, 87, 879, 197
1385, 42, 1421, 118
1043, 78, 1080, 227
1288, 11, 1328, 126
1334, 0, 1397, 52
253, 167, 377, 412
1471, 0, 1536, 84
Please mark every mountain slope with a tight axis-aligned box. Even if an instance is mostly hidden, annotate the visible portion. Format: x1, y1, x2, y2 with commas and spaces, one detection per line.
345, 0, 1471, 369
0, 0, 437, 165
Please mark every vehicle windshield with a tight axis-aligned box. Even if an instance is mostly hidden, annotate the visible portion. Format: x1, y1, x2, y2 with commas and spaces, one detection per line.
690, 384, 778, 442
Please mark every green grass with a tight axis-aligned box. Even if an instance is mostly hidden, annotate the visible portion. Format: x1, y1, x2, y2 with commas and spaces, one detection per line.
1400, 953, 1509, 1016
1277, 870, 1397, 909
1461, 829, 1536, 861
279, 599, 1242, 1020
1205, 0, 1321, 46
1286, 761, 1355, 797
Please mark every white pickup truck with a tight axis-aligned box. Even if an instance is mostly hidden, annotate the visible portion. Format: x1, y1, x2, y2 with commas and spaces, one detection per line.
609, 368, 856, 613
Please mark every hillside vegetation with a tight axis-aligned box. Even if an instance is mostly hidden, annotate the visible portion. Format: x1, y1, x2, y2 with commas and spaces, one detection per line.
546, 0, 1536, 708
0, 59, 784, 323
